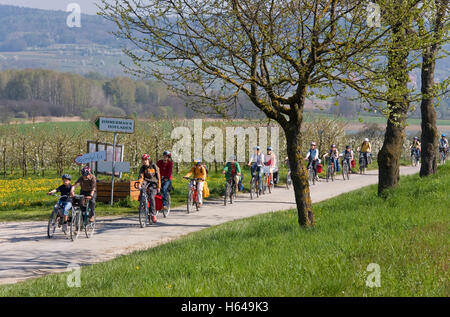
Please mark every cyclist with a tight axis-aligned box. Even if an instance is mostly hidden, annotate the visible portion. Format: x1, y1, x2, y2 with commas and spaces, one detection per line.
223, 155, 241, 194
248, 146, 265, 195
265, 146, 277, 185
323, 144, 340, 173
341, 145, 354, 172
71, 166, 96, 223
357, 138, 372, 171
184, 159, 206, 207
439, 134, 449, 157
410, 136, 421, 161
137, 154, 161, 223
305, 142, 319, 180
47, 174, 73, 233
157, 151, 173, 212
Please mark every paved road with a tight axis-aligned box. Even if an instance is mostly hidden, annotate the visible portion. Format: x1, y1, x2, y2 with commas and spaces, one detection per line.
0, 166, 420, 285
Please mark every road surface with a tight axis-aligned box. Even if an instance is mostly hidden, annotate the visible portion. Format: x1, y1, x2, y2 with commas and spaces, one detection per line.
0, 166, 420, 285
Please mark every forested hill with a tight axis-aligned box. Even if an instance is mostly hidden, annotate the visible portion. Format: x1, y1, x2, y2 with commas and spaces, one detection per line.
0, 4, 124, 51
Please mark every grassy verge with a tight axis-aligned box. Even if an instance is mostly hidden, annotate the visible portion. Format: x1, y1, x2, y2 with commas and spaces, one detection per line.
1, 165, 448, 296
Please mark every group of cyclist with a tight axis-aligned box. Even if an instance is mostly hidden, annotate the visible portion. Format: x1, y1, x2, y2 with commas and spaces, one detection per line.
408, 134, 449, 164
48, 133, 449, 232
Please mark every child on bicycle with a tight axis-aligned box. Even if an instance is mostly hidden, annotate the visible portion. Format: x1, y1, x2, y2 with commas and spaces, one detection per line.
410, 136, 421, 159
47, 174, 73, 233
223, 155, 241, 193
71, 166, 97, 223
305, 142, 320, 180
341, 145, 354, 172
248, 146, 264, 194
323, 144, 340, 173
184, 159, 206, 207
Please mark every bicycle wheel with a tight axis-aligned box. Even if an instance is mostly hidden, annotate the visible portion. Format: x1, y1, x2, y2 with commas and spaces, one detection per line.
286, 173, 291, 189
224, 182, 229, 206
331, 166, 335, 182
250, 178, 255, 200
84, 206, 95, 239
326, 166, 330, 182
411, 154, 416, 166
346, 163, 350, 180
70, 208, 81, 241
139, 194, 148, 228
268, 175, 272, 194
47, 208, 58, 238
187, 189, 193, 213
163, 193, 171, 218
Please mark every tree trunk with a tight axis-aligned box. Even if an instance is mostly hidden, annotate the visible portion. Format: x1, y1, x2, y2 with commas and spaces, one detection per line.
285, 124, 314, 227
419, 47, 438, 176
419, 0, 446, 176
378, 22, 409, 195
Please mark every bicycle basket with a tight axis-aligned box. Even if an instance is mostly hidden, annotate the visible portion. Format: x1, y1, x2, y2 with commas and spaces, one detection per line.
72, 196, 83, 207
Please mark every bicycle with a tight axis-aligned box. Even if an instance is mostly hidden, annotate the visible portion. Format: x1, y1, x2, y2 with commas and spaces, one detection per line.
70, 195, 95, 240
439, 147, 447, 165
47, 194, 71, 239
411, 148, 420, 167
326, 157, 336, 182
249, 166, 261, 199
135, 181, 157, 228
161, 178, 172, 218
342, 159, 350, 181
307, 160, 317, 185
262, 166, 273, 194
359, 152, 368, 174
286, 169, 292, 189
224, 176, 238, 206
186, 178, 202, 213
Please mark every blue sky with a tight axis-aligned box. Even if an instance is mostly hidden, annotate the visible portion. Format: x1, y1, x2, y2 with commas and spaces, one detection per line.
0, 0, 101, 15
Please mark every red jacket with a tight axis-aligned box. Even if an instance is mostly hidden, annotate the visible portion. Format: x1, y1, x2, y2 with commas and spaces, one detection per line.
157, 160, 173, 180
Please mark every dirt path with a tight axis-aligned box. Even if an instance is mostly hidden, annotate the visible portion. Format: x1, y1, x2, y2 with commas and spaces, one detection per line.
0, 166, 420, 285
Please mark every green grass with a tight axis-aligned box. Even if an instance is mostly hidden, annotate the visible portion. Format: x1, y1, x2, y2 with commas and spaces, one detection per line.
1, 164, 448, 296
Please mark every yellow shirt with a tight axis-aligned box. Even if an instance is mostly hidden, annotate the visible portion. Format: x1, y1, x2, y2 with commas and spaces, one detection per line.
361, 142, 371, 153
184, 165, 207, 180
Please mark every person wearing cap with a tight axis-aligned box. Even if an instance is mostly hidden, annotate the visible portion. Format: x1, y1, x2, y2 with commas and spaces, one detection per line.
305, 142, 319, 180
248, 146, 265, 193
157, 151, 173, 211
223, 155, 241, 194
410, 137, 421, 162
137, 154, 161, 223
48, 174, 73, 233
72, 166, 97, 222
265, 146, 277, 185
357, 138, 372, 169
323, 144, 340, 173
184, 159, 207, 206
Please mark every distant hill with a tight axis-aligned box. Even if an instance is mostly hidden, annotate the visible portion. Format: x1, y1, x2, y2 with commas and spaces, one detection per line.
0, 4, 125, 51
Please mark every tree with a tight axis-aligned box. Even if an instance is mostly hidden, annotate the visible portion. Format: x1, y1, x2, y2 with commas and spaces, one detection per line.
99, 0, 392, 227
418, 0, 449, 177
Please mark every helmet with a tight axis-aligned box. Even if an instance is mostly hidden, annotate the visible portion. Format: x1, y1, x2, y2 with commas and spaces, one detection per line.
81, 166, 91, 176
311, 142, 316, 146
163, 151, 171, 157
62, 174, 72, 180
267, 146, 273, 151
228, 155, 236, 161
331, 144, 336, 148
141, 154, 150, 161
254, 146, 260, 150
414, 136, 418, 140
346, 145, 350, 149
442, 134, 446, 137
194, 158, 202, 164
364, 138, 369, 142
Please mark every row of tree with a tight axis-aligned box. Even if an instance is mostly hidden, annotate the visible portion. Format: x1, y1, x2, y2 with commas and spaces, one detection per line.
99, 0, 449, 227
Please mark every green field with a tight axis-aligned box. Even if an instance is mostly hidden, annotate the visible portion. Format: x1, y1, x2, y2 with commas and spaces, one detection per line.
1, 164, 448, 296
